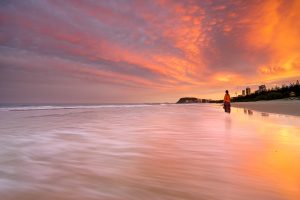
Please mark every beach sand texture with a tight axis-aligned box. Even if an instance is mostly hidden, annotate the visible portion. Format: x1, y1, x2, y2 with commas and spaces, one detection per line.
232, 100, 300, 116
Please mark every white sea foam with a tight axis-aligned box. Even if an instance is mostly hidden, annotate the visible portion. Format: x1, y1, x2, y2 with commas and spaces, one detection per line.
0, 104, 157, 111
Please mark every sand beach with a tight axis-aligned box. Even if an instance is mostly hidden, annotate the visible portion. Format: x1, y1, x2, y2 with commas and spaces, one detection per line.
231, 99, 300, 116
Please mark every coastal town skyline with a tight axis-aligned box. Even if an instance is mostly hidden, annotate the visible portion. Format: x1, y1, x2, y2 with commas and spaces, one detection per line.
1, 0, 300, 103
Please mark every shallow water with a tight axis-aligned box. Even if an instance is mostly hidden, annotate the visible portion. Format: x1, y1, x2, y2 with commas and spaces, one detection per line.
0, 104, 299, 200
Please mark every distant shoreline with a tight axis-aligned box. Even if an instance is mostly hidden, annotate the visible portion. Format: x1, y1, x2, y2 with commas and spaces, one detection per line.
231, 99, 300, 117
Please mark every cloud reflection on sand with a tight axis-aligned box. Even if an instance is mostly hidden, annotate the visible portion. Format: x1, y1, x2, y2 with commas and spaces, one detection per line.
0, 104, 299, 199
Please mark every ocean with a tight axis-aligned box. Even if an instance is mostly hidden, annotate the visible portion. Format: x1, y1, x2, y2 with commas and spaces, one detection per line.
0, 104, 299, 200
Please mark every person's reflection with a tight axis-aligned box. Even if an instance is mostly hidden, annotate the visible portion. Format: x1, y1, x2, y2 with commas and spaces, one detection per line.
261, 112, 269, 117
225, 115, 232, 130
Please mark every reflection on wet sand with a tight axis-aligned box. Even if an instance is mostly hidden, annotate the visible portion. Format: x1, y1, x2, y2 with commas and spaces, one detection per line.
261, 112, 269, 117
0, 104, 299, 199
244, 108, 254, 115
243, 108, 269, 117
232, 107, 300, 200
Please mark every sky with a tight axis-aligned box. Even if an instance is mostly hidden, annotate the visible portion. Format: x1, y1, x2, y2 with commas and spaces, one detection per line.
1, 0, 300, 103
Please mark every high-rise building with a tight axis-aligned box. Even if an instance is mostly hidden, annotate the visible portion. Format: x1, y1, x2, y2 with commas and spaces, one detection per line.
242, 90, 245, 96
246, 87, 251, 95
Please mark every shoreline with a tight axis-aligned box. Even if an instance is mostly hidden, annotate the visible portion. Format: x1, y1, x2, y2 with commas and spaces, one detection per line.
231, 99, 300, 117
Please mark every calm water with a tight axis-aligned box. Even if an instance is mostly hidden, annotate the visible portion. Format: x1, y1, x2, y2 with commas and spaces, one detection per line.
0, 104, 299, 200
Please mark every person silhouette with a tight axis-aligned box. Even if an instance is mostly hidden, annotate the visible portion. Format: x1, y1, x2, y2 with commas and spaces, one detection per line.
223, 90, 231, 113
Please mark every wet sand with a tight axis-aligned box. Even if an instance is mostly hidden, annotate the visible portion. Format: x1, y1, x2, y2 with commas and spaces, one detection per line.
0, 104, 300, 200
231, 100, 300, 116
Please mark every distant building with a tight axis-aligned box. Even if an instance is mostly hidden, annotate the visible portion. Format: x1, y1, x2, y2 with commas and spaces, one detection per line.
258, 85, 267, 93
246, 87, 251, 95
297, 80, 299, 85
242, 90, 245, 96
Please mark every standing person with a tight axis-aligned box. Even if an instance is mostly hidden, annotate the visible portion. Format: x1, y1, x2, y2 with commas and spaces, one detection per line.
223, 90, 231, 113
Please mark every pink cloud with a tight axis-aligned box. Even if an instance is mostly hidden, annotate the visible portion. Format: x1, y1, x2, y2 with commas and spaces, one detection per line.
1, 0, 300, 102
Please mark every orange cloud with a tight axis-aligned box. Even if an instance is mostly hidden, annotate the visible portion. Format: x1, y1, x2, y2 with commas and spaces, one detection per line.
1, 0, 300, 102
244, 0, 300, 81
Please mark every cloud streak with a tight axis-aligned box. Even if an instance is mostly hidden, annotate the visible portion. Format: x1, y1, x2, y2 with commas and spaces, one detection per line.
0, 0, 300, 103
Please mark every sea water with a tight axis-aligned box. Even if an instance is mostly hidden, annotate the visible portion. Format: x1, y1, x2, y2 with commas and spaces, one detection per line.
0, 104, 299, 200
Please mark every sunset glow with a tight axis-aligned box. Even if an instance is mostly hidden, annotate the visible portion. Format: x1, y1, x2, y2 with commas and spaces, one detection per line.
1, 0, 300, 103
